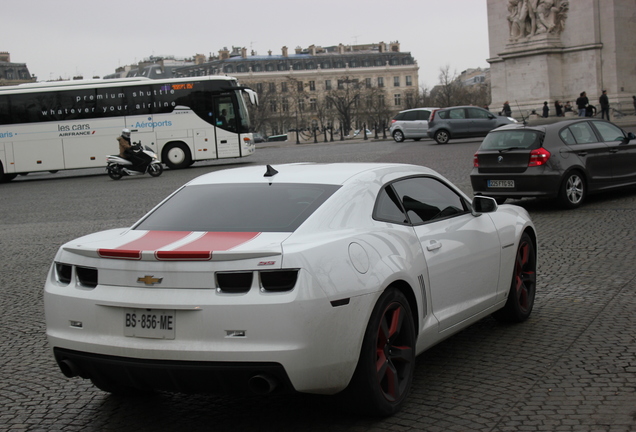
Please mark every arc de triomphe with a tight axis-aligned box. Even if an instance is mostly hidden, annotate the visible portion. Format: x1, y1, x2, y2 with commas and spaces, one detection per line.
487, 0, 636, 117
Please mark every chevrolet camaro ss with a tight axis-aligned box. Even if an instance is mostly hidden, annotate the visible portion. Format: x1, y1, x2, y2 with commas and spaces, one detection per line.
44, 163, 537, 416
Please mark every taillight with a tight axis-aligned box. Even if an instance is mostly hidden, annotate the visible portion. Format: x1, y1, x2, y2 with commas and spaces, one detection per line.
473, 153, 480, 168
391, 119, 397, 124
528, 148, 551, 166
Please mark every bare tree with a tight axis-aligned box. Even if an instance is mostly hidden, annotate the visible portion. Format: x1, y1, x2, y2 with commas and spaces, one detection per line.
433, 65, 464, 107
325, 76, 364, 135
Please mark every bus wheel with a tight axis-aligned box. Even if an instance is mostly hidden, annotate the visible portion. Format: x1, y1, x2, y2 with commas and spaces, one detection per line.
0, 164, 17, 182
162, 142, 192, 170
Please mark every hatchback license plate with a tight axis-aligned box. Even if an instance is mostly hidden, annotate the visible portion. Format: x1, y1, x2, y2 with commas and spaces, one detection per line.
124, 309, 175, 339
488, 180, 515, 188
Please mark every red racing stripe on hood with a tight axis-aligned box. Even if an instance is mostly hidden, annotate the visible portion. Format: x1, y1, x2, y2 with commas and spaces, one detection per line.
98, 231, 192, 260
155, 232, 261, 261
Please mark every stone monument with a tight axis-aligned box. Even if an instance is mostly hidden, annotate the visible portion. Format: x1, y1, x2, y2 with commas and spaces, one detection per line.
487, 0, 636, 118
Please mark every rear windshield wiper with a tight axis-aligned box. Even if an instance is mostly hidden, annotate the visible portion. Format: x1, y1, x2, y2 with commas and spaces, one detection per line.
498, 147, 525, 153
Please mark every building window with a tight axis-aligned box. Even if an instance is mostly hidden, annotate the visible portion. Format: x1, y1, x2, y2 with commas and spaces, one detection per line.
310, 98, 317, 111
325, 80, 332, 90
298, 98, 305, 112
268, 82, 276, 93
394, 94, 402, 106
378, 94, 385, 106
394, 76, 400, 87
255, 83, 263, 93
365, 78, 372, 88
406, 76, 413, 86
406, 92, 414, 106
269, 100, 277, 112
378, 77, 384, 88
297, 81, 304, 92
309, 80, 316, 91
281, 82, 288, 92
282, 98, 289, 112
337, 80, 344, 90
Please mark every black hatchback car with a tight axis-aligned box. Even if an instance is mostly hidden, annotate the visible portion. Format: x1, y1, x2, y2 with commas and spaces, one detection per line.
471, 119, 636, 208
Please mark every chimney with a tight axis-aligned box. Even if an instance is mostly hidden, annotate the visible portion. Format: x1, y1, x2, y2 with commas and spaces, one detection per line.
219, 48, 230, 60
0, 52, 10, 62
241, 47, 248, 58
308, 44, 316, 56
282, 46, 288, 57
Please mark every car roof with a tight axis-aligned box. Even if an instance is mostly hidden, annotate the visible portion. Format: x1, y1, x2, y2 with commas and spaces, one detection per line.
398, 107, 438, 113
436, 105, 486, 110
186, 163, 438, 187
490, 118, 616, 133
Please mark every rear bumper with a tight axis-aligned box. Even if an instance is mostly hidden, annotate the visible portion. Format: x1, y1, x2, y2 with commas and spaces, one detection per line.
470, 170, 562, 199
54, 347, 294, 395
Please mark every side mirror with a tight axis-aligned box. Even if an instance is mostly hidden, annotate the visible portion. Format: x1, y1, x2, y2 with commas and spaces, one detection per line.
472, 196, 498, 215
628, 132, 636, 141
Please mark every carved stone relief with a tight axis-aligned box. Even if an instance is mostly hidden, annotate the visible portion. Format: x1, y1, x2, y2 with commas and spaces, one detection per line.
507, 0, 569, 40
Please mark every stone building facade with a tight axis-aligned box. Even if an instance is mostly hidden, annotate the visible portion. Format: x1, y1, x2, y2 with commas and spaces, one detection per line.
174, 42, 420, 136
0, 52, 36, 86
487, 0, 636, 117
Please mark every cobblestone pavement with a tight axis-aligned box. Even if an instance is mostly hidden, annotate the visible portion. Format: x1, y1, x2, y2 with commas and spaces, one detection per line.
1, 133, 635, 431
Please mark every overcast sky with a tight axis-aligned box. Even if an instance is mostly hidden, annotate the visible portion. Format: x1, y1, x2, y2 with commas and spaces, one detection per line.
3, 0, 490, 88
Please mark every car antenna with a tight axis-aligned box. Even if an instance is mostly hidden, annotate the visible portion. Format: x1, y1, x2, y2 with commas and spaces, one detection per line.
264, 164, 278, 177
515, 100, 527, 126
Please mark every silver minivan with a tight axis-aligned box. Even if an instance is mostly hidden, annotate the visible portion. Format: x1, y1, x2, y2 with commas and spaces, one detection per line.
389, 107, 438, 142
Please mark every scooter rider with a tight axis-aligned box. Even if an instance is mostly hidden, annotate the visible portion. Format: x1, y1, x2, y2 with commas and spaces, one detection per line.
116, 128, 150, 172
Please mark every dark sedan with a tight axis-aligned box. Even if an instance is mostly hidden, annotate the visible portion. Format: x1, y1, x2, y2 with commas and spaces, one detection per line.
471, 119, 636, 208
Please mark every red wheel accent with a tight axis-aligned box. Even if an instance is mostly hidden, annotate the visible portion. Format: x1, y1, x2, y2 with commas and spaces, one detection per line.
375, 302, 413, 402
514, 241, 536, 314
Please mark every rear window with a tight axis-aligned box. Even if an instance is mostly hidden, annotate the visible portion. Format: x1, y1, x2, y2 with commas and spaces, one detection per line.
480, 130, 542, 150
135, 183, 341, 232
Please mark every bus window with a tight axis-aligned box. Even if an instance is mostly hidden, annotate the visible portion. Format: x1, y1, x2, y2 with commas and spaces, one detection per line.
215, 96, 236, 132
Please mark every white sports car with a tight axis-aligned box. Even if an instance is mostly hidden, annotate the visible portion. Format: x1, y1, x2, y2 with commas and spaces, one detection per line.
44, 163, 537, 416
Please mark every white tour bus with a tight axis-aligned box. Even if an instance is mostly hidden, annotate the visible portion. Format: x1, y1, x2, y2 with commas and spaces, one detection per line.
0, 76, 258, 182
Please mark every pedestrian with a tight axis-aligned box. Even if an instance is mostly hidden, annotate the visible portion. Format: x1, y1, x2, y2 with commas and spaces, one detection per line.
576, 92, 589, 117
564, 101, 572, 113
542, 101, 549, 118
599, 90, 610, 120
502, 101, 512, 117
554, 100, 563, 117
586, 104, 597, 117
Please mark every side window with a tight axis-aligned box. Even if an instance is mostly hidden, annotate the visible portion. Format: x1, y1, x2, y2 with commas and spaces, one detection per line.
417, 110, 431, 121
391, 177, 468, 225
402, 111, 418, 121
559, 128, 576, 145
592, 121, 625, 142
567, 122, 598, 144
449, 109, 466, 119
374, 186, 408, 224
468, 108, 490, 119
214, 96, 235, 131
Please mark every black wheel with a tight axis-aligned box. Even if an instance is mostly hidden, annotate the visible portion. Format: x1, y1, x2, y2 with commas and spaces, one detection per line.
162, 142, 192, 170
107, 165, 123, 180
343, 287, 416, 416
492, 232, 536, 323
392, 130, 405, 143
148, 162, 163, 177
433, 130, 450, 144
558, 171, 585, 209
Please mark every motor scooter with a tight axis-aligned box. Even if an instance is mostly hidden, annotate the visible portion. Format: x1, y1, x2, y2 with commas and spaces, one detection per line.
106, 142, 163, 180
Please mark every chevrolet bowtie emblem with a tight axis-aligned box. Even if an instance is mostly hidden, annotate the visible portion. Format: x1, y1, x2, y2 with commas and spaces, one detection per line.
137, 275, 163, 286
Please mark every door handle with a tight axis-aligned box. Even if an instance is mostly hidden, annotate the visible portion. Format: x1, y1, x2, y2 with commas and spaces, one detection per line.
426, 240, 442, 251
609, 148, 619, 153
576, 151, 588, 157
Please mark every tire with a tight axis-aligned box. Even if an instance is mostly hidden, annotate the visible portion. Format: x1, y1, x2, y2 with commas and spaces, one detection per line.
162, 142, 192, 170
148, 162, 163, 177
492, 232, 536, 323
433, 130, 450, 144
558, 171, 585, 209
107, 165, 123, 180
392, 130, 405, 143
342, 287, 416, 416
